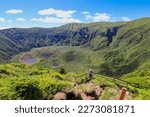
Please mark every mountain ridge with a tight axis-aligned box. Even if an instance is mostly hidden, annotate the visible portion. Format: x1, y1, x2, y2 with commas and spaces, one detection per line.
0, 20, 127, 62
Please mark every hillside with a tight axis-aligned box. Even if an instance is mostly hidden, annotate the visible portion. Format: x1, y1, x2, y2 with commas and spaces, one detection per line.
0, 35, 19, 63
0, 21, 125, 63
99, 18, 150, 76
8, 18, 150, 76
0, 18, 150, 100
0, 63, 132, 100
0, 22, 125, 49
0, 63, 149, 100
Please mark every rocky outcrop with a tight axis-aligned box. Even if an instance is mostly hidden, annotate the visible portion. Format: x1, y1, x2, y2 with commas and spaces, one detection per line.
52, 82, 103, 100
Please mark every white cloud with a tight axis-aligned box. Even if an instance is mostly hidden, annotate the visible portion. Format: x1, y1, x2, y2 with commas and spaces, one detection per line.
16, 18, 26, 22
38, 8, 76, 18
31, 16, 81, 23
121, 17, 131, 21
6, 9, 23, 14
0, 17, 6, 22
81, 11, 89, 15
85, 13, 110, 22
0, 27, 11, 30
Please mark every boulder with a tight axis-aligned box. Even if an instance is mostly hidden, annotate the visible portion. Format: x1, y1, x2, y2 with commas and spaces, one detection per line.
53, 92, 66, 100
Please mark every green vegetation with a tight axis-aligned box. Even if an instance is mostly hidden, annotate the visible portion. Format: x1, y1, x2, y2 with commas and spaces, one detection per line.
99, 18, 150, 77
0, 21, 125, 63
14, 46, 104, 73
121, 62, 150, 99
0, 63, 149, 100
0, 64, 73, 99
0, 63, 119, 100
0, 36, 19, 63
0, 18, 150, 99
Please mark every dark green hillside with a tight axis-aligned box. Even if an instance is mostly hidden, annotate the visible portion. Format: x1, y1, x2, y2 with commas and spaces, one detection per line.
99, 18, 150, 77
121, 62, 150, 99
0, 21, 125, 63
0, 35, 19, 63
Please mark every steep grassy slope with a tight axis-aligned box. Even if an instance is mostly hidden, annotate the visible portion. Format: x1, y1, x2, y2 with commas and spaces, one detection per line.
99, 18, 150, 76
0, 35, 19, 63
121, 62, 150, 99
0, 22, 125, 63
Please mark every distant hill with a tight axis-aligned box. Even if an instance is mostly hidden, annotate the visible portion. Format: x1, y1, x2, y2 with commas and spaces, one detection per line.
0, 21, 125, 62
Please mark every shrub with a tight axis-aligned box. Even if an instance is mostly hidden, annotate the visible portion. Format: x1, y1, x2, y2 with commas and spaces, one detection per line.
39, 78, 72, 98
59, 68, 66, 74
9, 78, 43, 100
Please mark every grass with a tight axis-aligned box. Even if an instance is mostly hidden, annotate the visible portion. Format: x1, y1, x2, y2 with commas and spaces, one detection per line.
12, 46, 104, 73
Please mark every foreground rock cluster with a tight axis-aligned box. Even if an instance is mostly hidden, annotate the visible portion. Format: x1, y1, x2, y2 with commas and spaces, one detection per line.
52, 82, 103, 100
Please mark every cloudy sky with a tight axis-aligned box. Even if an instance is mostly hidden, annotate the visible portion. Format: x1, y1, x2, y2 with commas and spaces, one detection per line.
0, 0, 150, 29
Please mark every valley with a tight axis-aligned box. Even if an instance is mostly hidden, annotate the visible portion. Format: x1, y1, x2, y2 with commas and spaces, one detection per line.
13, 46, 104, 73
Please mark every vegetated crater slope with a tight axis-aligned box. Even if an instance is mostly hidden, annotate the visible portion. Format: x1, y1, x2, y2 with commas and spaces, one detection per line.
0, 35, 19, 63
99, 18, 150, 77
0, 18, 150, 100
0, 18, 150, 77
0, 21, 125, 63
